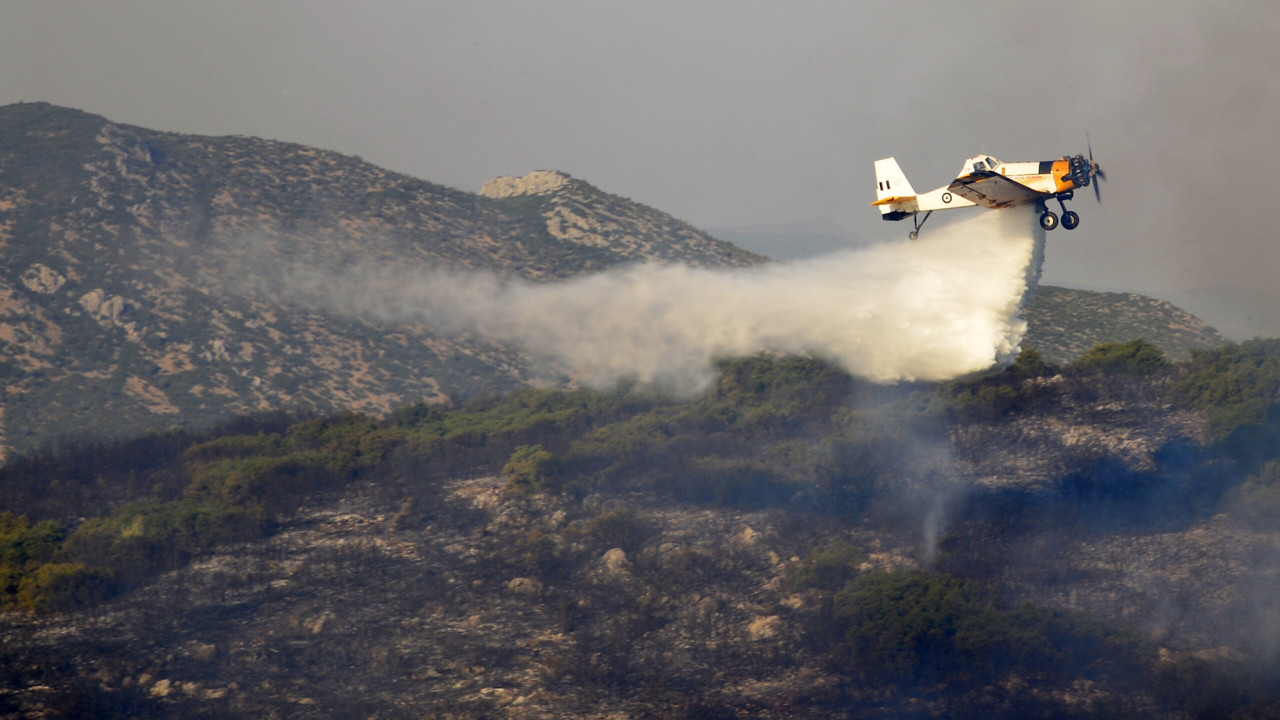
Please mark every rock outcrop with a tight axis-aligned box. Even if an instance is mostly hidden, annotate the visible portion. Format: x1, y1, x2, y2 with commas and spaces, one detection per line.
478, 169, 572, 198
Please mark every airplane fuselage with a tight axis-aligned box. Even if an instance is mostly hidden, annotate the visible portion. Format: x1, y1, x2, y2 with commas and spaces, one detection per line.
872, 151, 1104, 237
996, 160, 1077, 196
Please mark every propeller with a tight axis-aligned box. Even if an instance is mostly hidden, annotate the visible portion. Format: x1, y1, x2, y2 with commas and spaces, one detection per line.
1065, 136, 1106, 202
1087, 134, 1105, 202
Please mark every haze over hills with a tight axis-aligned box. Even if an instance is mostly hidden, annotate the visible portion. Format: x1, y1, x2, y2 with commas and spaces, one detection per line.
0, 103, 1225, 459
707, 219, 869, 260
1159, 284, 1280, 342
0, 103, 757, 457
2, 103, 1278, 719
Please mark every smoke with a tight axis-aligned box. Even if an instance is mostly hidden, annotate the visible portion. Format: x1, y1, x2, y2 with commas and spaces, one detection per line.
281, 206, 1045, 392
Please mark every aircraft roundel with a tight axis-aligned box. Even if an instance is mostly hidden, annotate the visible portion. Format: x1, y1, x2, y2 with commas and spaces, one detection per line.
942, 192, 952, 204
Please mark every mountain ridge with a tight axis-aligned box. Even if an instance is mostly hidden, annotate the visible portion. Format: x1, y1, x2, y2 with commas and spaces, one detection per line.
0, 103, 1226, 458
0, 103, 759, 458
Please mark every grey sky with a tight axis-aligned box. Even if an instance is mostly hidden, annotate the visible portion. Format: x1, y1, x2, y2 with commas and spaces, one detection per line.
3, 1, 1277, 296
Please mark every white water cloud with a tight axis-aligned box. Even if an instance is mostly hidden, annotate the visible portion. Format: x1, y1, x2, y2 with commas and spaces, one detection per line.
284, 206, 1045, 392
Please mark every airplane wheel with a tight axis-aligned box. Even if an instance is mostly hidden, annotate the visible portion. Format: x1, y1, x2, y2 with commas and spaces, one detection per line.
909, 231, 919, 240
1062, 210, 1080, 230
1039, 211, 1059, 231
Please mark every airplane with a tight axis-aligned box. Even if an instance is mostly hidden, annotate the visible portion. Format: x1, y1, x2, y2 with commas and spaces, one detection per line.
872, 146, 1106, 239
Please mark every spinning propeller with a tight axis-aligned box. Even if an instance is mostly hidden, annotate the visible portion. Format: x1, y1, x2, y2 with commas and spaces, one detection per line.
1086, 134, 1106, 202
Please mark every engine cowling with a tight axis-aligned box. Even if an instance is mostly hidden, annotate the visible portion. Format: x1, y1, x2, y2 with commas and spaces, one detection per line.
1066, 154, 1093, 188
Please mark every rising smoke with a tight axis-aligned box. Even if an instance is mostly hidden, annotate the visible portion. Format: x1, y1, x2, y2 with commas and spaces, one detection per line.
283, 206, 1045, 392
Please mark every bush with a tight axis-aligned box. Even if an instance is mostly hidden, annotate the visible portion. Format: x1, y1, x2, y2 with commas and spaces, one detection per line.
1011, 347, 1051, 377
182, 432, 283, 461
386, 401, 445, 429
0, 513, 66, 568
1176, 339, 1280, 448
1071, 339, 1171, 376
935, 356, 1053, 422
15, 562, 117, 613
788, 540, 866, 592
184, 454, 337, 515
503, 444, 554, 493
829, 570, 1147, 686
66, 499, 264, 582
0, 514, 74, 609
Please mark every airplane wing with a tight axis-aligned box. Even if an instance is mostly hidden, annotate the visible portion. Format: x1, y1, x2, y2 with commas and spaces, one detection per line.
948, 171, 1046, 209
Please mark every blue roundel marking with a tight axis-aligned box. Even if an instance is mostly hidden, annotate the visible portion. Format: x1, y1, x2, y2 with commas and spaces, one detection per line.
942, 192, 953, 204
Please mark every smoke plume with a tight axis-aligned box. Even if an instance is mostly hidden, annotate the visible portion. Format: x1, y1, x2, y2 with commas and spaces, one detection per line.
284, 206, 1045, 391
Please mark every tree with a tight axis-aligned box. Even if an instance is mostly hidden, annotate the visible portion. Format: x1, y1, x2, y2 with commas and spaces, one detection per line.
1071, 340, 1170, 375
503, 444, 554, 493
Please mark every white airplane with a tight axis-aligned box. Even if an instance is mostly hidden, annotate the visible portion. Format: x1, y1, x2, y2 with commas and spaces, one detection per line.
872, 146, 1106, 239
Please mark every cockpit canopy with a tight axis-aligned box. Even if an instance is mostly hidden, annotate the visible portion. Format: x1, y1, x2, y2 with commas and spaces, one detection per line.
961, 154, 1001, 175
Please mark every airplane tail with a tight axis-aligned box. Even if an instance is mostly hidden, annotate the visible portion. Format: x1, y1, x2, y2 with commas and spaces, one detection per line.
872, 157, 919, 220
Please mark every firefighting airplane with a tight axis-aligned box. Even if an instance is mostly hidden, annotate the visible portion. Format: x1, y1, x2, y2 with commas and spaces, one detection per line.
872, 146, 1106, 239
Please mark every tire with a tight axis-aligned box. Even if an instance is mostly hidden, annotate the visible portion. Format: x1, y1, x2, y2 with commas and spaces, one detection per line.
909, 231, 919, 240
1062, 210, 1080, 230
1039, 211, 1059, 231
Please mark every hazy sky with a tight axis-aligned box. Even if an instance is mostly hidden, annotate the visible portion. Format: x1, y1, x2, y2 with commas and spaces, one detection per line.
3, 1, 1277, 296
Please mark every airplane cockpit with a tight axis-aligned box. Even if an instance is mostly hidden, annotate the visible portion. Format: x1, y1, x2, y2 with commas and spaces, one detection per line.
961, 155, 1001, 175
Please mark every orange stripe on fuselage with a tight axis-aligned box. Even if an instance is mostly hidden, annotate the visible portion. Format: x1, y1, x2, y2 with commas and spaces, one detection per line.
1052, 159, 1074, 193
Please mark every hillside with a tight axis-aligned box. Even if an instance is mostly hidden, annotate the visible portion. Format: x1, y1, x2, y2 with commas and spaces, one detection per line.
1023, 285, 1225, 364
0, 103, 1226, 461
3, 346, 1280, 718
0, 102, 1266, 717
0, 103, 757, 458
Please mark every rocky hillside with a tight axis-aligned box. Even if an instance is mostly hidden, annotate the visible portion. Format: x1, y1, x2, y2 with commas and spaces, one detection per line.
0, 103, 757, 459
1023, 285, 1225, 365
4, 348, 1280, 719
0, 103, 1226, 461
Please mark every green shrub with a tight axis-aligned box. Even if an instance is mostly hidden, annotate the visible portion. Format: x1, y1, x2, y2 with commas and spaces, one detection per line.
15, 562, 117, 613
714, 354, 850, 408
387, 401, 445, 429
0, 513, 74, 609
66, 500, 264, 581
1071, 339, 1171, 375
1011, 347, 1051, 377
184, 453, 336, 514
182, 433, 283, 461
0, 513, 66, 569
788, 540, 866, 593
503, 444, 554, 493
830, 570, 1147, 685
1176, 339, 1280, 447
935, 355, 1053, 422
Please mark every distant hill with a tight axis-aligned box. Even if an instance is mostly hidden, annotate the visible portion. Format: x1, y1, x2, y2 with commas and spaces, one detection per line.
0, 103, 1227, 458
0, 103, 757, 458
1022, 285, 1226, 364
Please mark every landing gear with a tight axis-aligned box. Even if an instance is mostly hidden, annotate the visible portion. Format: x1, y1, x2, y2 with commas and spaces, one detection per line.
908, 210, 933, 240
1040, 193, 1083, 231
1055, 194, 1080, 231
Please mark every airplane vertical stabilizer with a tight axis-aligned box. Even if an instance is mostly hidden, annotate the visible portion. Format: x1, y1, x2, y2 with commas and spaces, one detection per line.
874, 157, 917, 201
872, 157, 920, 220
